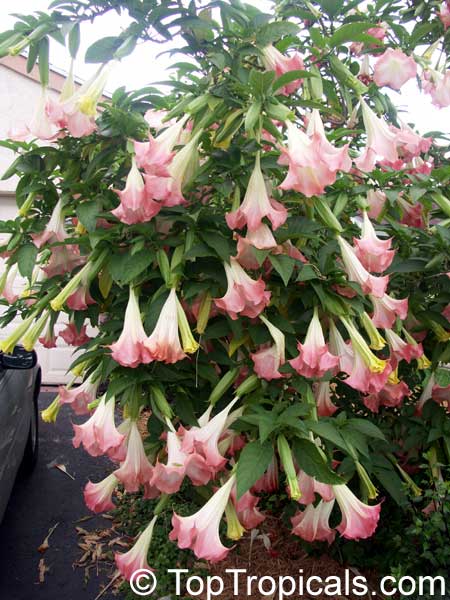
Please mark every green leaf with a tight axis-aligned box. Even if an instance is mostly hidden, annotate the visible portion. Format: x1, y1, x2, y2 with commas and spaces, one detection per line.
200, 231, 233, 261
76, 201, 99, 232
272, 69, 315, 92
436, 367, 450, 388
329, 22, 375, 47
256, 21, 299, 45
297, 264, 319, 282
68, 23, 80, 58
15, 243, 38, 281
108, 250, 153, 284
347, 419, 386, 441
244, 101, 261, 134
85, 36, 122, 63
269, 254, 295, 286
292, 438, 344, 485
236, 440, 274, 499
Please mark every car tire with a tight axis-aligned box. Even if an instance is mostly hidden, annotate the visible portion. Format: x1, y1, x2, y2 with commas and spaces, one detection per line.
20, 374, 40, 475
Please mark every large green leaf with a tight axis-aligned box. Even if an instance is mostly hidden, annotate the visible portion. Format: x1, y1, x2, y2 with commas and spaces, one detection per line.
15, 243, 38, 281
292, 438, 344, 485
236, 440, 274, 499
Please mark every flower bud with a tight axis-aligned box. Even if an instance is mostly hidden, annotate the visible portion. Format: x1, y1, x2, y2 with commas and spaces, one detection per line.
277, 434, 301, 501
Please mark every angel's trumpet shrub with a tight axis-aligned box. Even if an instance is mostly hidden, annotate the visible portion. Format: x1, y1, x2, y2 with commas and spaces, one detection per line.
355, 99, 399, 172
278, 116, 350, 197
32, 198, 67, 248
251, 315, 286, 380
182, 397, 239, 473
353, 212, 395, 273
214, 258, 270, 320
261, 45, 304, 95
226, 156, 287, 232
145, 288, 197, 363
373, 48, 417, 90
296, 469, 334, 505
59, 375, 99, 416
289, 308, 338, 378
151, 429, 211, 493
370, 293, 408, 329
134, 115, 188, 175
113, 421, 154, 492
333, 484, 381, 540
337, 236, 389, 298
230, 487, 265, 529
170, 474, 235, 562
313, 381, 338, 417
84, 473, 119, 513
115, 516, 158, 580
291, 500, 336, 544
109, 287, 152, 368
340, 317, 391, 394
28, 87, 59, 140
73, 395, 125, 455
0, 265, 19, 304
385, 329, 423, 364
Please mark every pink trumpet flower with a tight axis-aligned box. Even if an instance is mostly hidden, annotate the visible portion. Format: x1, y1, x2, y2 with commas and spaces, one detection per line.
337, 236, 389, 298
66, 274, 95, 311
151, 429, 212, 493
353, 212, 395, 273
42, 244, 84, 279
115, 516, 158, 581
279, 116, 350, 197
114, 421, 154, 492
313, 381, 338, 417
182, 397, 239, 474
236, 223, 278, 269
84, 473, 119, 513
385, 329, 423, 364
289, 308, 338, 378
170, 474, 235, 562
297, 469, 334, 505
261, 45, 304, 95
333, 484, 381, 540
440, 2, 450, 28
363, 381, 410, 412
329, 320, 356, 375
109, 287, 153, 368
367, 189, 387, 219
73, 395, 125, 456
252, 456, 279, 493
134, 115, 188, 175
214, 257, 271, 320
226, 156, 287, 232
145, 288, 198, 364
373, 49, 417, 90
28, 87, 60, 140
231, 486, 265, 529
370, 293, 408, 329
0, 265, 19, 304
251, 315, 286, 380
32, 198, 67, 248
59, 375, 99, 416
111, 158, 168, 225
59, 322, 91, 346
355, 99, 399, 172
422, 69, 450, 108
291, 500, 336, 544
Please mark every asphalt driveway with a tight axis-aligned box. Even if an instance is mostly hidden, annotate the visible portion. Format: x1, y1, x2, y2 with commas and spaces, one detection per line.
0, 391, 119, 600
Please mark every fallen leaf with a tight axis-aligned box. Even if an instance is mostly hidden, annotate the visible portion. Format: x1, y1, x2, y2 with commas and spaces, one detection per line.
38, 558, 50, 583
54, 463, 75, 480
37, 523, 59, 554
